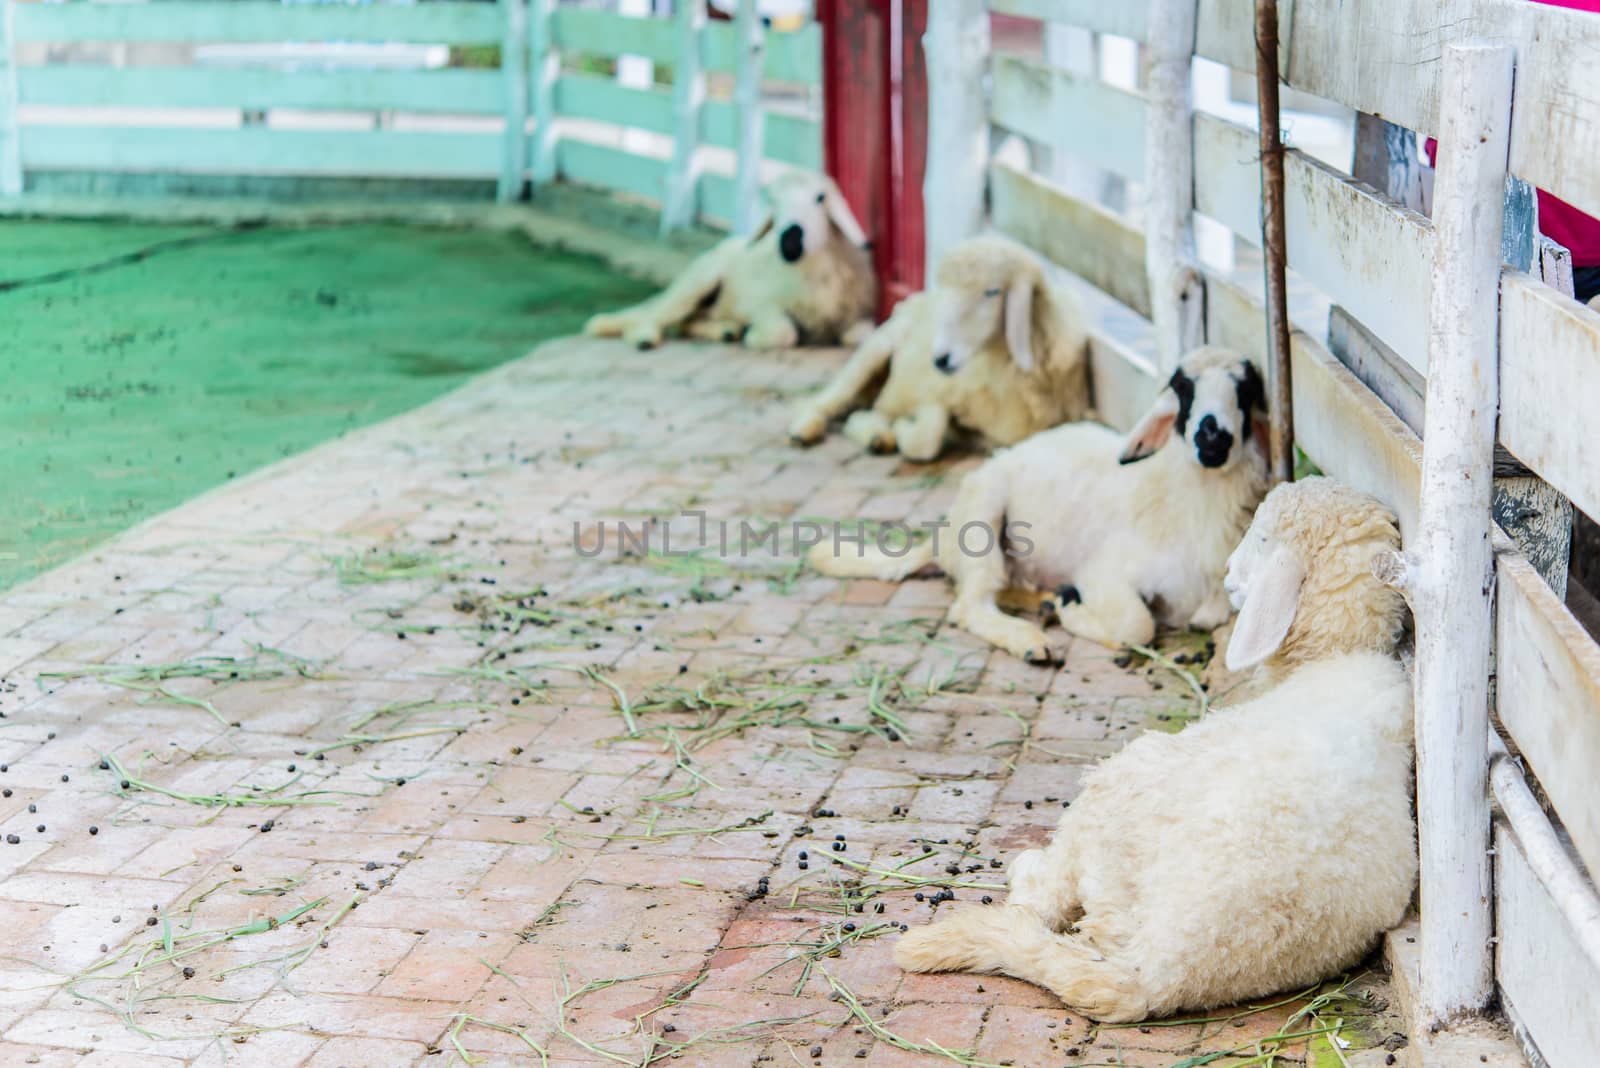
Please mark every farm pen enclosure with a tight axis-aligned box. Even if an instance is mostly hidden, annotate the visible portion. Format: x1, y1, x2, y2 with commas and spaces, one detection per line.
1, 0, 1599, 1066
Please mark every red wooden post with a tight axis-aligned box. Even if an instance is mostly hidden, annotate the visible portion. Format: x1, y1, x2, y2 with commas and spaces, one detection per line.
815, 0, 928, 319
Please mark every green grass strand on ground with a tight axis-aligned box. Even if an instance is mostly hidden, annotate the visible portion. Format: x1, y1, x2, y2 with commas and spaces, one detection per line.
0, 219, 653, 588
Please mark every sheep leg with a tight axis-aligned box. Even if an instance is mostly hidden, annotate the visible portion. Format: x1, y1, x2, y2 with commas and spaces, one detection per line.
894, 906, 1151, 1022
1055, 575, 1156, 649
789, 318, 902, 443
943, 470, 1061, 664
1187, 585, 1234, 630
842, 318, 875, 346
842, 410, 897, 454
684, 317, 747, 344
1006, 848, 1080, 931
743, 310, 800, 350
892, 404, 950, 461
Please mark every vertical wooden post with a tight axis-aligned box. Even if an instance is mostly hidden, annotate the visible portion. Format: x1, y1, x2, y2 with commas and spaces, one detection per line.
0, 0, 22, 198
1143, 0, 1202, 372
921, 0, 988, 280
1254, 0, 1293, 483
1413, 39, 1514, 1026
660, 0, 706, 233
498, 0, 529, 202
527, 0, 557, 187
732, 0, 765, 235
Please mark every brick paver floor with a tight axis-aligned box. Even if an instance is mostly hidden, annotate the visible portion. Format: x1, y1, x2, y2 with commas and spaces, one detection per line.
0, 338, 1405, 1066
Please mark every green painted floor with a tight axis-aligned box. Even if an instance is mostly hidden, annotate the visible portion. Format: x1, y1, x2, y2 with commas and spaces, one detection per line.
0, 219, 654, 590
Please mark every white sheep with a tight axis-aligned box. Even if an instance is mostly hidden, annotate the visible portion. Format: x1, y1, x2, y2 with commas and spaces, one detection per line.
893, 477, 1416, 1022
787, 235, 1090, 460
584, 172, 876, 350
809, 347, 1271, 662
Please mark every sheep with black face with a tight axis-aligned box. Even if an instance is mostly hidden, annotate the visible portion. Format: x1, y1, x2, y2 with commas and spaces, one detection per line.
584, 172, 876, 350
788, 235, 1089, 460
808, 346, 1272, 661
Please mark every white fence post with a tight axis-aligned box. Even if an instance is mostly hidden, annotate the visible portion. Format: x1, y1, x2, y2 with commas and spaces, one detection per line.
732, 0, 765, 235
1412, 39, 1515, 1025
499, 0, 529, 202
922, 0, 989, 280
1143, 0, 1203, 372
660, 0, 707, 233
0, 0, 22, 197
527, 0, 557, 187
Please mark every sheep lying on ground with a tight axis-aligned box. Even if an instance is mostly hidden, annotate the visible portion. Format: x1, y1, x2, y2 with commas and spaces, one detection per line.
584, 172, 876, 350
895, 477, 1416, 1022
787, 235, 1089, 460
809, 347, 1271, 661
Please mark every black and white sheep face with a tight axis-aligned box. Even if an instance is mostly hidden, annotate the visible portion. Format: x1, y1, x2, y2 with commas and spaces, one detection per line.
1118, 353, 1266, 471
764, 174, 868, 264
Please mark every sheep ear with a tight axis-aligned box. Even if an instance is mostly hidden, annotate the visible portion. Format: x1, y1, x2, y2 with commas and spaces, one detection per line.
747, 211, 775, 245
1118, 389, 1181, 464
824, 186, 869, 248
1004, 275, 1037, 372
1224, 544, 1305, 672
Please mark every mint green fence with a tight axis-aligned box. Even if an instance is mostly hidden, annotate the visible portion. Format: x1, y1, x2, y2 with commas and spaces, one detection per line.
0, 0, 823, 230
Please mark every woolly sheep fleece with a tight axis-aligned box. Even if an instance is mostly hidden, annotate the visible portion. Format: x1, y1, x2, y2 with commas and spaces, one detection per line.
788, 234, 1089, 460
583, 173, 875, 350
809, 347, 1271, 662
894, 478, 1418, 1022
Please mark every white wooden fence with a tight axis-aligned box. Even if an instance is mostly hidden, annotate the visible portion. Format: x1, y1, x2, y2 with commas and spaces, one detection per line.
929, 0, 1600, 1061
0, 0, 822, 230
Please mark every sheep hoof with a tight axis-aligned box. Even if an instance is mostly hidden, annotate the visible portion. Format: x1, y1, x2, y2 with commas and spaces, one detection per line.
635, 339, 656, 351
1022, 645, 1063, 666
722, 329, 739, 342
867, 434, 896, 455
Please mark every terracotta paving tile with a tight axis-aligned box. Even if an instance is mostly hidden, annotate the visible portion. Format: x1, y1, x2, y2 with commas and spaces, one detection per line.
0, 336, 1407, 1067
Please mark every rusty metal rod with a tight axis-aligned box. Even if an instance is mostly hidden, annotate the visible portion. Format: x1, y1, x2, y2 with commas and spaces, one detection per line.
1255, 0, 1294, 483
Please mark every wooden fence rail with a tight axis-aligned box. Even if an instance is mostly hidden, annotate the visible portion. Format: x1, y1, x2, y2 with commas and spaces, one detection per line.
0, 0, 824, 228
942, 0, 1600, 1059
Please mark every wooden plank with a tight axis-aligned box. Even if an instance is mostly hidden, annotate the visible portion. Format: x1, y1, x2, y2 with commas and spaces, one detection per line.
19, 125, 500, 179
549, 7, 676, 64
528, 0, 557, 185
555, 74, 674, 136
1290, 331, 1423, 540
1283, 0, 1600, 219
988, 0, 1149, 41
18, 65, 501, 114
989, 55, 1144, 182
1144, 0, 1202, 372
1500, 272, 1600, 526
556, 138, 665, 203
1195, 0, 1293, 72
730, 0, 764, 235
1196, 116, 1433, 374
702, 20, 821, 84
12, 2, 501, 45
1495, 549, 1600, 883
1495, 823, 1600, 1068
989, 160, 1150, 318
701, 101, 818, 169
659, 0, 705, 232
498, 0, 528, 201
1, 1, 20, 196
698, 169, 734, 226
